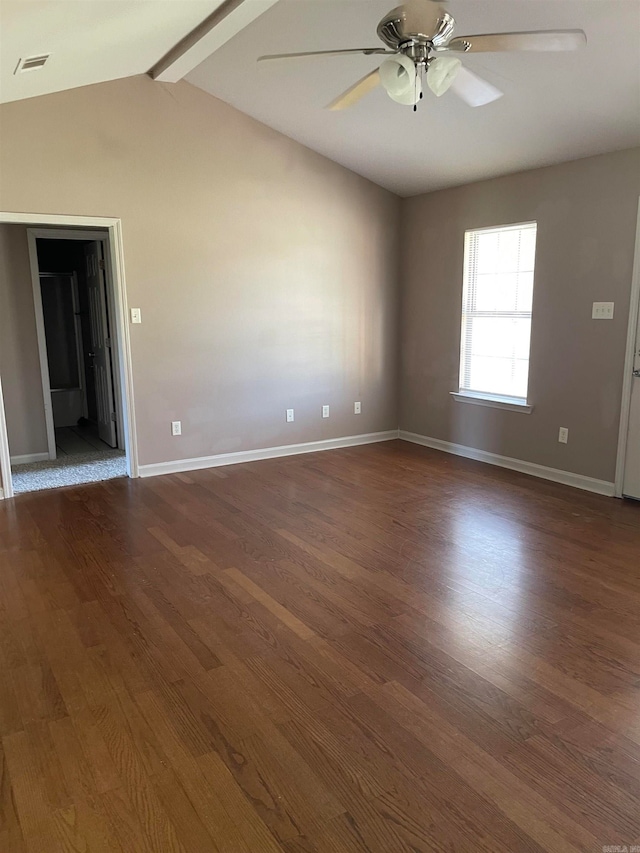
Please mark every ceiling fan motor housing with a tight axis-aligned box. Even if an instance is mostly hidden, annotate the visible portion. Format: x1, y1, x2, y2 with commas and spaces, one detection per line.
377, 5, 456, 64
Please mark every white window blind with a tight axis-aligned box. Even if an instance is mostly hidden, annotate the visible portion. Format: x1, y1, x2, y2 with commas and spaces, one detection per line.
459, 222, 537, 403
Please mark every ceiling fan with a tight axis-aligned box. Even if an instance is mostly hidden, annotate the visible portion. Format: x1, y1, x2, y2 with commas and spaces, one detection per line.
257, 0, 586, 110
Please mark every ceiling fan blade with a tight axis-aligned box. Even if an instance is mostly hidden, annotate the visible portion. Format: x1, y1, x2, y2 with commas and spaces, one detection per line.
258, 48, 391, 62
327, 69, 381, 111
449, 66, 503, 107
444, 29, 586, 53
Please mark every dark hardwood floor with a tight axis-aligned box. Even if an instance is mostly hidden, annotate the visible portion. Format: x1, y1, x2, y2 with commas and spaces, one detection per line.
1, 439, 640, 852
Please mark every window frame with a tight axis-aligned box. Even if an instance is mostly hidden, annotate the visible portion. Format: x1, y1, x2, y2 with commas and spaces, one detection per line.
454, 220, 537, 413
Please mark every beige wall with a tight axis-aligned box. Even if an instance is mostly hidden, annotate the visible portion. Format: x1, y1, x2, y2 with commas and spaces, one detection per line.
0, 75, 400, 467
400, 147, 640, 483
1, 73, 637, 485
0, 225, 49, 459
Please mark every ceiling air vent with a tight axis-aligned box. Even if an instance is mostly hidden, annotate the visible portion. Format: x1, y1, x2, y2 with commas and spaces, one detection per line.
15, 54, 50, 74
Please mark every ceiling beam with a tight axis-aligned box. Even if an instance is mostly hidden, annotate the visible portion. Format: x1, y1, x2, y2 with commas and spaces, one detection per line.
149, 0, 280, 83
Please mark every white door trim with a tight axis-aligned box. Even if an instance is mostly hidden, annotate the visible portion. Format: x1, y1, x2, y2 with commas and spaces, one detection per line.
0, 376, 13, 499
615, 196, 640, 498
0, 212, 139, 499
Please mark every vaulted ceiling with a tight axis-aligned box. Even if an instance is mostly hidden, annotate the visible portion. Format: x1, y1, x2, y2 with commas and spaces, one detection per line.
187, 0, 640, 195
2, 0, 639, 197
0, 0, 228, 103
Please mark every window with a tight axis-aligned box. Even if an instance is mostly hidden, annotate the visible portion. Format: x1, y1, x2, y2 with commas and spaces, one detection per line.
458, 222, 537, 406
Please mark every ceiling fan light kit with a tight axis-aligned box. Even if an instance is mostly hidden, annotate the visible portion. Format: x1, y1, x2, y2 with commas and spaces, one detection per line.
379, 55, 422, 106
390, 74, 423, 106
427, 56, 462, 97
257, 1, 586, 112
379, 54, 415, 95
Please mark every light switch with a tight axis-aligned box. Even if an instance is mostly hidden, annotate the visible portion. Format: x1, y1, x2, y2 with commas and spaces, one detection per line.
592, 302, 614, 320
130, 308, 142, 324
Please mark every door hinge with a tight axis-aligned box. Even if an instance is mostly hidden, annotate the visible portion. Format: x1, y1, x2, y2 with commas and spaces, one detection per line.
98, 259, 105, 270
110, 412, 117, 422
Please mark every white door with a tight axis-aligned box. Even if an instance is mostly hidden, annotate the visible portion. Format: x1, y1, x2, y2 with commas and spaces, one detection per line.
623, 311, 640, 499
85, 242, 117, 447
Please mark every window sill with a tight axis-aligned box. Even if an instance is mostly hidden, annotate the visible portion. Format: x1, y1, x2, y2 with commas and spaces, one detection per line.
450, 391, 533, 414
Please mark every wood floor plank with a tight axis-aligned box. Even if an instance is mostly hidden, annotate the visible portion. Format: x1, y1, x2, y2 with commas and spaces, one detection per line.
281, 811, 377, 853
91, 698, 187, 853
134, 689, 252, 852
224, 567, 316, 640
365, 679, 600, 852
1, 441, 640, 851
136, 686, 283, 852
0, 743, 25, 849
151, 767, 223, 853
197, 751, 287, 853
2, 728, 63, 849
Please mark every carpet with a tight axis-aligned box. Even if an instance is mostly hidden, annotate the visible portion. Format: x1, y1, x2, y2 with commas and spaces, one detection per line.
12, 450, 127, 494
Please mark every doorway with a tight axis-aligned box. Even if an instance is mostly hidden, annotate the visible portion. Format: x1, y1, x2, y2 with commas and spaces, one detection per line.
0, 215, 138, 499
15, 234, 126, 493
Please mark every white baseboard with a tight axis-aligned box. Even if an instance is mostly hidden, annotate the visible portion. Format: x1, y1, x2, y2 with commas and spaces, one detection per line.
138, 430, 400, 479
399, 430, 616, 497
10, 452, 49, 465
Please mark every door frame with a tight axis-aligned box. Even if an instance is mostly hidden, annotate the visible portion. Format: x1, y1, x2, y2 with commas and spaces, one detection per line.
615, 196, 640, 498
0, 376, 12, 500
0, 213, 139, 500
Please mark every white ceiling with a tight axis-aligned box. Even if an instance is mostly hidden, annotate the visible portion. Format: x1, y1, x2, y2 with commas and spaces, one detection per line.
187, 0, 640, 196
0, 0, 221, 104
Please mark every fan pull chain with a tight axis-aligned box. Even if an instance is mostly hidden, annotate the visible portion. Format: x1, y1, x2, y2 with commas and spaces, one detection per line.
413, 64, 424, 112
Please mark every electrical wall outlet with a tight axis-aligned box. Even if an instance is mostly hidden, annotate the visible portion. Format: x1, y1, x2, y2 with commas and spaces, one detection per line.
171, 421, 182, 436
558, 427, 568, 444
130, 308, 142, 324
322, 405, 330, 418
592, 302, 614, 320
286, 409, 294, 423
354, 401, 361, 414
